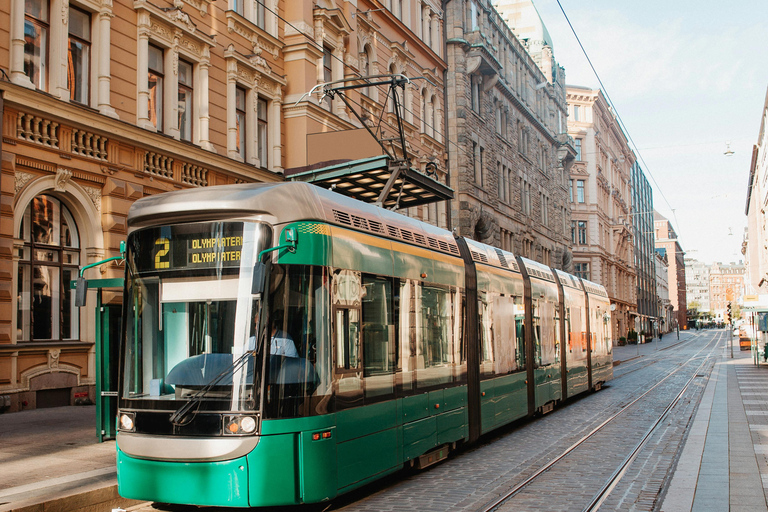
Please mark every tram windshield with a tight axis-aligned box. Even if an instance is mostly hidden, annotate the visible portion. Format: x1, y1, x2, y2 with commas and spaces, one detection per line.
122, 221, 271, 414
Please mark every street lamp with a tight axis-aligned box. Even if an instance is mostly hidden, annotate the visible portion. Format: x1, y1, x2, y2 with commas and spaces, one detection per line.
724, 142, 734, 357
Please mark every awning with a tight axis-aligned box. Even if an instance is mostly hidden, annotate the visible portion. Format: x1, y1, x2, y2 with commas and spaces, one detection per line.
286, 155, 453, 210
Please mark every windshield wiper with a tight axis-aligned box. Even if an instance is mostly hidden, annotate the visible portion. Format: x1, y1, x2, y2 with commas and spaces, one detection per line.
169, 349, 258, 427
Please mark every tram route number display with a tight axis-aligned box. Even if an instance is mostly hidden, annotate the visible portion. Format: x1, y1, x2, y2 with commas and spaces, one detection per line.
131, 222, 246, 272
153, 236, 243, 269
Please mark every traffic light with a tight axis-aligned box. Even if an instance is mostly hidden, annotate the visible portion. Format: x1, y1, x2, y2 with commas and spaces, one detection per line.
726, 302, 732, 324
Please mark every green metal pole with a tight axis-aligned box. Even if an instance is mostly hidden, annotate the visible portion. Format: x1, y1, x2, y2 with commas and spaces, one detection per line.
95, 289, 104, 442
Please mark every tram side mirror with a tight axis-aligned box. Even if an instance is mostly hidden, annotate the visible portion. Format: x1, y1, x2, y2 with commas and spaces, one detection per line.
75, 277, 88, 307
252, 261, 267, 296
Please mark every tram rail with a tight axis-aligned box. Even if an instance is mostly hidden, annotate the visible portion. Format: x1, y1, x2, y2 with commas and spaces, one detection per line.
478, 332, 723, 512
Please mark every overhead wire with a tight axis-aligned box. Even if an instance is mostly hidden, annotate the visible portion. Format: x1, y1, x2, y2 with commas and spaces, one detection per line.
251, 0, 449, 157
555, 0, 680, 231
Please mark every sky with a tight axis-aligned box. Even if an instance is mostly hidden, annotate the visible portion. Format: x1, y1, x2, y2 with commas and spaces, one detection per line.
531, 0, 768, 265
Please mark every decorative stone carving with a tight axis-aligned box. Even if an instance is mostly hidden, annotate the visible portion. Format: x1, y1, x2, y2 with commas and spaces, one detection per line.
54, 168, 73, 191
49, 349, 61, 369
15, 171, 36, 195
83, 186, 102, 212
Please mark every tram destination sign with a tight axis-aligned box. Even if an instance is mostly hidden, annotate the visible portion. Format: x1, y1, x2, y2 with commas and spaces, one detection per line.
130, 222, 245, 272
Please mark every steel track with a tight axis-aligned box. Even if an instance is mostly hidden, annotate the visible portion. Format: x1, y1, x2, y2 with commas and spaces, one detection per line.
479, 331, 724, 512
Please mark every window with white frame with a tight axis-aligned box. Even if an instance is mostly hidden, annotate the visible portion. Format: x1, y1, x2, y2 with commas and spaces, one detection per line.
178, 59, 194, 142
470, 0, 479, 31
471, 76, 481, 114
68, 6, 90, 104
17, 195, 80, 342
323, 46, 333, 109
232, 0, 265, 30
575, 138, 582, 160
257, 96, 268, 167
136, 5, 215, 148
24, 0, 49, 90
235, 86, 246, 160
575, 262, 590, 280
147, 44, 164, 132
576, 179, 585, 203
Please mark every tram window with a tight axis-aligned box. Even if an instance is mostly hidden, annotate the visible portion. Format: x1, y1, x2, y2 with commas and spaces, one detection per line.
492, 295, 517, 375
398, 280, 416, 393
336, 308, 360, 370
416, 285, 455, 388
540, 300, 557, 366
515, 297, 525, 369
362, 276, 395, 399
479, 293, 494, 376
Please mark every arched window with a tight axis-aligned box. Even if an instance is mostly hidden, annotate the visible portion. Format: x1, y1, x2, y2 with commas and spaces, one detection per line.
17, 195, 80, 341
361, 44, 372, 97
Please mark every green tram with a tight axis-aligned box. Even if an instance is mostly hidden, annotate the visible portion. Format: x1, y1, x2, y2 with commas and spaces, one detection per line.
116, 182, 612, 507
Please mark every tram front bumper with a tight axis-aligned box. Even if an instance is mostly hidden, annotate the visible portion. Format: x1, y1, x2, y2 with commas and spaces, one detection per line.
117, 446, 250, 507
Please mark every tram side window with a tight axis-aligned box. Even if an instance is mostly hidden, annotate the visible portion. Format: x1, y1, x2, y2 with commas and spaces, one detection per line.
570, 305, 587, 354
479, 292, 495, 377
362, 276, 395, 400
492, 294, 517, 375
539, 300, 557, 366
336, 308, 360, 370
398, 279, 416, 394
602, 310, 612, 354
416, 284, 455, 388
515, 296, 525, 369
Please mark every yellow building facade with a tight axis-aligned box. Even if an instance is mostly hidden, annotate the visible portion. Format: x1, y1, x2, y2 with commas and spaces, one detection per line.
0, 0, 444, 412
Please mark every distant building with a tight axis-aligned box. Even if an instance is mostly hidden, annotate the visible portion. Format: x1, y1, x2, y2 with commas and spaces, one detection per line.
655, 211, 687, 329
566, 86, 636, 342
444, 0, 574, 267
685, 258, 712, 315
655, 250, 673, 333
709, 261, 745, 321
631, 162, 657, 336
744, 87, 768, 296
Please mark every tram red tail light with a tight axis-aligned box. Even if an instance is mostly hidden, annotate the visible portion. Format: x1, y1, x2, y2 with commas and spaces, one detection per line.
312, 430, 333, 441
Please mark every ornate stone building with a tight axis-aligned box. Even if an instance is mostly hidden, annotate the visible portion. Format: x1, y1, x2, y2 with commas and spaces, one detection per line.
567, 86, 636, 342
709, 261, 745, 321
654, 211, 687, 330
745, 86, 768, 297
444, 0, 575, 268
0, 0, 286, 411
0, 0, 445, 412
283, 0, 448, 227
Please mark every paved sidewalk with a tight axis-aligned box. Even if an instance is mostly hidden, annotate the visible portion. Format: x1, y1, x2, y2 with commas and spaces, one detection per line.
0, 405, 137, 512
661, 337, 768, 511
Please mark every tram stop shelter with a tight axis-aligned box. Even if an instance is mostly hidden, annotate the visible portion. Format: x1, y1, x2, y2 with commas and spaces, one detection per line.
743, 294, 768, 365
286, 154, 452, 209
284, 128, 453, 209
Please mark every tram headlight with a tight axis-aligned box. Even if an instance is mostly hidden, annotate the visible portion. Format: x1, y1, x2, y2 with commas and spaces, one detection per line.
223, 415, 258, 435
240, 416, 256, 433
119, 412, 135, 432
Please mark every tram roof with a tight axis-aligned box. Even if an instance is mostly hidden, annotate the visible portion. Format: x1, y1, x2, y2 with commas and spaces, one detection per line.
127, 181, 460, 257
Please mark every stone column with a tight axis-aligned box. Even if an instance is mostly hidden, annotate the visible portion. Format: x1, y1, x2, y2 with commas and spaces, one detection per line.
10, 0, 34, 87
136, 13, 154, 130
271, 95, 283, 174
97, 2, 118, 118
50, 0, 69, 100
197, 55, 215, 152
225, 57, 240, 161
